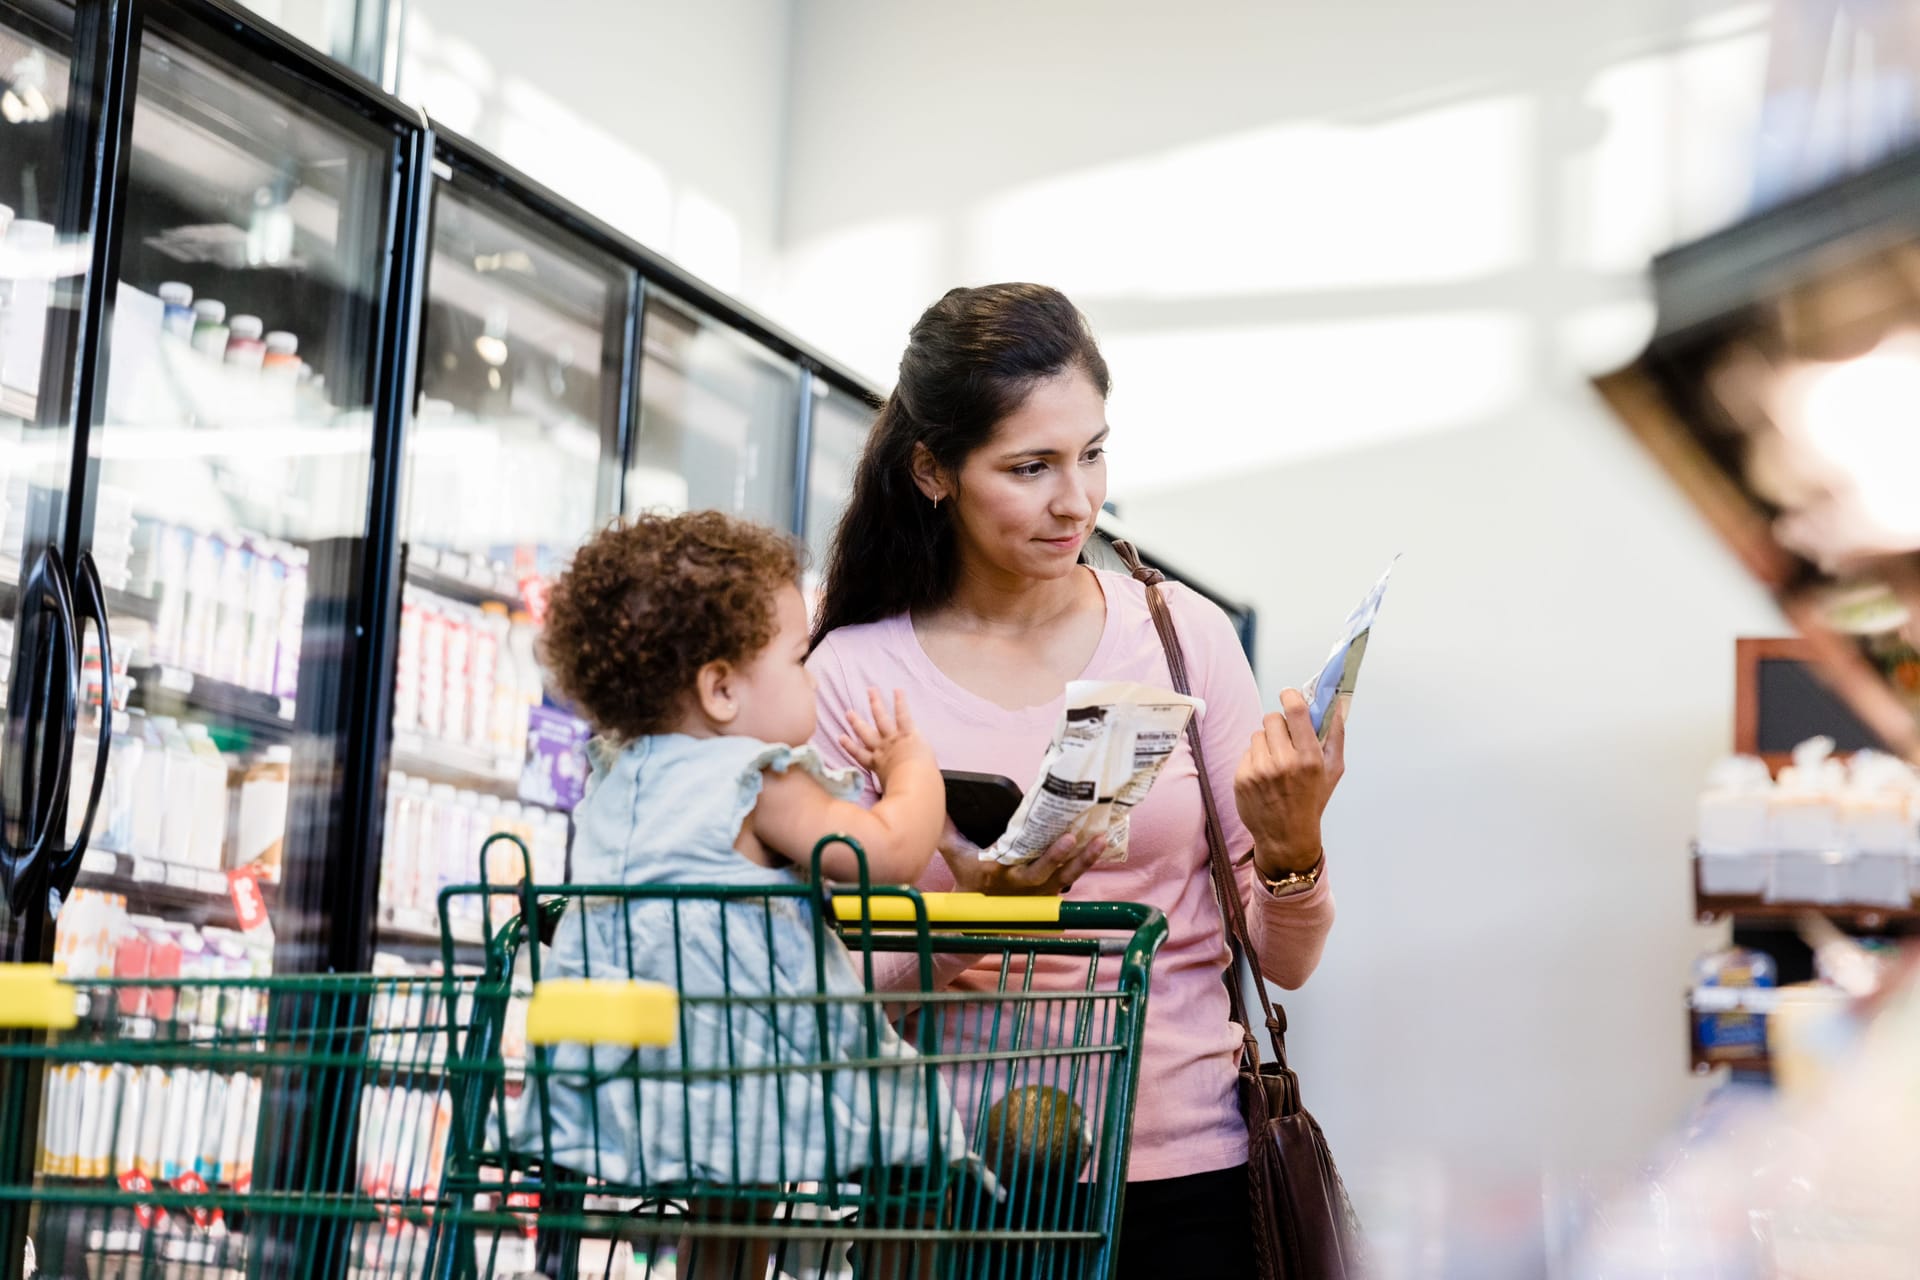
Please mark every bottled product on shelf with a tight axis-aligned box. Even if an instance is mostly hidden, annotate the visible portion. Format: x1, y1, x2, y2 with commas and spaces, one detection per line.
130, 516, 307, 707
393, 582, 541, 775
43, 893, 273, 1189
378, 769, 569, 942
75, 707, 292, 889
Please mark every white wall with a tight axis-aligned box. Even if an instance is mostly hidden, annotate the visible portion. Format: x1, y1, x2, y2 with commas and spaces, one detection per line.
397, 0, 795, 297
776, 0, 1791, 1269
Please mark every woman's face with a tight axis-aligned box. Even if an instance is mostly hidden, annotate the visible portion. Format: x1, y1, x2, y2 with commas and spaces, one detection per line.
946, 368, 1109, 586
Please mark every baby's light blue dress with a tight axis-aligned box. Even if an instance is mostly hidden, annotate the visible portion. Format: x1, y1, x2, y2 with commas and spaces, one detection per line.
515, 732, 967, 1187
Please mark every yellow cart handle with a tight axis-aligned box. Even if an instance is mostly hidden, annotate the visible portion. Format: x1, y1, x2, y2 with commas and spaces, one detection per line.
525, 979, 678, 1047
830, 892, 1062, 927
0, 964, 77, 1030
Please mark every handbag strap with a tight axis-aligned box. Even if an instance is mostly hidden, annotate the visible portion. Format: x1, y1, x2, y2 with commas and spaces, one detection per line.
1111, 541, 1290, 1071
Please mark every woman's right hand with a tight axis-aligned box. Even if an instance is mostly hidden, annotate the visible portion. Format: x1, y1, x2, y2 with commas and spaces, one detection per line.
937, 819, 1106, 895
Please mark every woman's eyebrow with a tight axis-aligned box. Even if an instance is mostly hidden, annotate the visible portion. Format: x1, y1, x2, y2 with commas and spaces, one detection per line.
999, 426, 1112, 461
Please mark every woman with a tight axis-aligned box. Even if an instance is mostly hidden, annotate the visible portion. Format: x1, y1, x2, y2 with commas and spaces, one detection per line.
806, 283, 1344, 1278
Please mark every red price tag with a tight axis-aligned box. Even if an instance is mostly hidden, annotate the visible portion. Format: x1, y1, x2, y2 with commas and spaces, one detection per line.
506, 1190, 539, 1239
118, 1169, 164, 1229
227, 865, 272, 941
170, 1170, 219, 1230
517, 573, 550, 627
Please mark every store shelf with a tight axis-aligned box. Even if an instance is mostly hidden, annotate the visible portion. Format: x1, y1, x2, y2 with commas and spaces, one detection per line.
403, 547, 522, 610
0, 577, 162, 624
1693, 855, 1920, 928
375, 908, 487, 968
1691, 1047, 1772, 1076
389, 731, 524, 798
72, 847, 263, 931
128, 664, 295, 736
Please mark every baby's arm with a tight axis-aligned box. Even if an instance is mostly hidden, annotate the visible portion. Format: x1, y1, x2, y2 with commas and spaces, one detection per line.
751, 689, 944, 883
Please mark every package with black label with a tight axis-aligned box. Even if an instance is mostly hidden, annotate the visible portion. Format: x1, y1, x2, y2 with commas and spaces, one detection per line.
983, 680, 1203, 867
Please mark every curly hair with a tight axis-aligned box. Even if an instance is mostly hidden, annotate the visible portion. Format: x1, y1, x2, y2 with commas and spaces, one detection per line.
540, 511, 803, 739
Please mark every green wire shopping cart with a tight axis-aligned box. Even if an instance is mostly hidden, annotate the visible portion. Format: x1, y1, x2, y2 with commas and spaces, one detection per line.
0, 833, 1167, 1280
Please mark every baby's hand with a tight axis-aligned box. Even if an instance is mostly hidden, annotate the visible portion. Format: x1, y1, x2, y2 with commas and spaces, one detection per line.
839, 688, 935, 786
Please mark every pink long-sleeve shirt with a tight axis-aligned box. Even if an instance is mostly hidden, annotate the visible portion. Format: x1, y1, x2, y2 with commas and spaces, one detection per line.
807, 568, 1335, 1181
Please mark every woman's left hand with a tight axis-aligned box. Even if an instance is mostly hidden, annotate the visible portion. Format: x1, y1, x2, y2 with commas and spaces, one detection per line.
1234, 689, 1347, 878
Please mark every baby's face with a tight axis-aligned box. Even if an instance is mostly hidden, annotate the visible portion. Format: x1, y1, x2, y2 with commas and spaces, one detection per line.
728, 584, 819, 747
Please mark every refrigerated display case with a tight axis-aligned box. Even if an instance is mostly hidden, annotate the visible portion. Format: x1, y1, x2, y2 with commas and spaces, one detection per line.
799, 377, 876, 581
376, 159, 628, 958
0, 0, 96, 974
64, 9, 422, 984
628, 288, 803, 528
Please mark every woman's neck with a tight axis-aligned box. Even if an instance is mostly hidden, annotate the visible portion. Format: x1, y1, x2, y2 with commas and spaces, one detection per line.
931, 559, 1092, 634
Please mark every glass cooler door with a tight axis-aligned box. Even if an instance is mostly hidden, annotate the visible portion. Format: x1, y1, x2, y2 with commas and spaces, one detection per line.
627, 290, 802, 530
800, 379, 875, 596
0, 1, 93, 966
67, 24, 405, 979
376, 174, 629, 961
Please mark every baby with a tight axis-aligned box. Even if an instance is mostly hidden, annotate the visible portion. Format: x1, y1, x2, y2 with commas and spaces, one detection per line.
516, 511, 961, 1273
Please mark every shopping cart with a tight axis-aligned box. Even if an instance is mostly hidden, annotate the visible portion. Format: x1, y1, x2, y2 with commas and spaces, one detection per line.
0, 833, 1167, 1280
436, 832, 1168, 1280
0, 957, 487, 1279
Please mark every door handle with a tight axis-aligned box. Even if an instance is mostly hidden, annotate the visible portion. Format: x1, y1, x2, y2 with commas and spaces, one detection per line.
44, 551, 112, 913
0, 546, 77, 916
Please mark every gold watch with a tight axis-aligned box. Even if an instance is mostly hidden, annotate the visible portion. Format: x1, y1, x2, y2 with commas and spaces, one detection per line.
1260, 856, 1323, 898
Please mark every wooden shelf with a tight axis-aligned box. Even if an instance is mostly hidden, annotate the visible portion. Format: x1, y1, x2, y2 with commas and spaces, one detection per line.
1693, 855, 1920, 929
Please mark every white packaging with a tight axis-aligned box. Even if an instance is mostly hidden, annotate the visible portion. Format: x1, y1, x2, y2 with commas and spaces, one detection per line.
157, 1065, 194, 1181
380, 771, 410, 915
477, 604, 512, 757
183, 724, 230, 870
211, 535, 254, 685
405, 777, 434, 916
244, 542, 287, 694
417, 594, 447, 740
150, 522, 194, 667
232, 1072, 262, 1188
467, 603, 501, 751
1302, 556, 1397, 739
233, 746, 291, 872
101, 710, 140, 854
127, 711, 167, 861
274, 547, 308, 702
1696, 755, 1777, 896
135, 1064, 169, 1178
392, 590, 422, 734
181, 530, 224, 677
155, 717, 197, 865
507, 614, 541, 758
428, 785, 462, 920
1, 220, 54, 396
194, 1072, 227, 1182
442, 605, 472, 745
983, 680, 1204, 867
111, 1064, 144, 1176
72, 1063, 113, 1179
215, 1072, 251, 1185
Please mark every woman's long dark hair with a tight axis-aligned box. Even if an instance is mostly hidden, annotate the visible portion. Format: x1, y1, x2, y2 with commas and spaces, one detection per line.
811, 283, 1111, 646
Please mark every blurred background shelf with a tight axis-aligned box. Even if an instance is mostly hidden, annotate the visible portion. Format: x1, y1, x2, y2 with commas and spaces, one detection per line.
72, 848, 265, 932
389, 732, 524, 798
127, 664, 296, 736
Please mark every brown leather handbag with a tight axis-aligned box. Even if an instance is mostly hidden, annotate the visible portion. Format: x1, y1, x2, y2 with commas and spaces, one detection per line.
1115, 541, 1361, 1279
